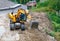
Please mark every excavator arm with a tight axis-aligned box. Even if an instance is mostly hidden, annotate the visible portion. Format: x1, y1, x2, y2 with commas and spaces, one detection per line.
8, 13, 16, 22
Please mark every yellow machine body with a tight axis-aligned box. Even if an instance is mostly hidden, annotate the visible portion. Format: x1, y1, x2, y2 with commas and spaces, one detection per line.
8, 8, 31, 23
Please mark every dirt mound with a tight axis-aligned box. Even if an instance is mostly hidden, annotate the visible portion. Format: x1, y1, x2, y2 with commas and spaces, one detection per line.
30, 12, 52, 32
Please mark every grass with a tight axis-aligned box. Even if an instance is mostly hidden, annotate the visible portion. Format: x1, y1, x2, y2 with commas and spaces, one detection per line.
55, 32, 60, 41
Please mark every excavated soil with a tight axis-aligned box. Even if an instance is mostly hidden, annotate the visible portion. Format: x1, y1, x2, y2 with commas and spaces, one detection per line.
0, 12, 56, 41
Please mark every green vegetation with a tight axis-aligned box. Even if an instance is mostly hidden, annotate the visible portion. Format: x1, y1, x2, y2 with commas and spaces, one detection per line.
11, 0, 29, 4
11, 0, 40, 4
31, 0, 60, 12
47, 11, 60, 32
47, 11, 60, 41
55, 32, 60, 41
49, 31, 55, 37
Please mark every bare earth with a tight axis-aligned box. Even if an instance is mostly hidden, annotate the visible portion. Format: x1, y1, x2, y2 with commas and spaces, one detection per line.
0, 12, 56, 41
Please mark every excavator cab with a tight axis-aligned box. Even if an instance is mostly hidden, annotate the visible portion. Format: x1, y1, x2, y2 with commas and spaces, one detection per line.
19, 13, 27, 21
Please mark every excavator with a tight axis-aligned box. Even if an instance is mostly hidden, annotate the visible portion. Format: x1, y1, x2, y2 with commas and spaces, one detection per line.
8, 8, 32, 30
8, 8, 39, 31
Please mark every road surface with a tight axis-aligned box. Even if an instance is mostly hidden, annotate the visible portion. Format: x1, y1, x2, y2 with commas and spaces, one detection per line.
0, 0, 16, 8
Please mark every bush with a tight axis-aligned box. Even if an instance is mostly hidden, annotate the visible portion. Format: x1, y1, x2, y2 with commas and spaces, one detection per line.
36, 1, 49, 8
48, 31, 55, 37
47, 11, 60, 32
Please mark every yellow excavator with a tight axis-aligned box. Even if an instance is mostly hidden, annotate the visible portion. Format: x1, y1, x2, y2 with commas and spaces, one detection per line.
8, 8, 31, 30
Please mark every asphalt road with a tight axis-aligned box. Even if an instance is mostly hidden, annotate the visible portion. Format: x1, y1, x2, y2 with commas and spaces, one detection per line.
0, 0, 15, 8
0, 0, 27, 14
0, 5, 27, 14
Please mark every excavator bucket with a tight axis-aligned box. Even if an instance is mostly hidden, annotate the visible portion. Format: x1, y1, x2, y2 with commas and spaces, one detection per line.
31, 21, 39, 29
